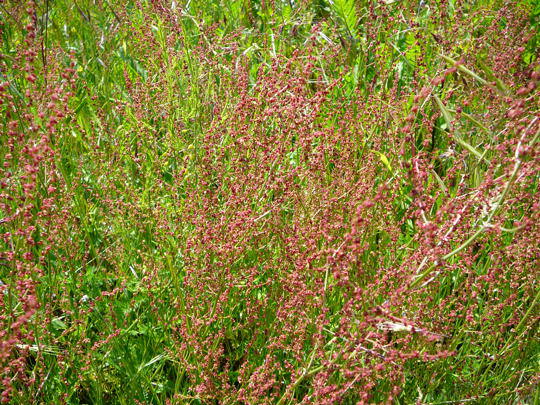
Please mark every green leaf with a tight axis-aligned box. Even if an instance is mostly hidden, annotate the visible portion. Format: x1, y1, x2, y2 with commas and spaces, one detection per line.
372, 150, 392, 172
51, 318, 67, 331
329, 0, 358, 38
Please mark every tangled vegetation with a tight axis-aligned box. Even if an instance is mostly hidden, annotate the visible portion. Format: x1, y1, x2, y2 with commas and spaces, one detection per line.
0, 0, 539, 403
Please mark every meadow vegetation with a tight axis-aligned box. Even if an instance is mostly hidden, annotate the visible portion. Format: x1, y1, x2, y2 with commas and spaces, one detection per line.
0, 0, 539, 403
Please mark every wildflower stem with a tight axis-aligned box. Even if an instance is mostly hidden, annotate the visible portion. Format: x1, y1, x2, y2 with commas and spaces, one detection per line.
411, 123, 539, 289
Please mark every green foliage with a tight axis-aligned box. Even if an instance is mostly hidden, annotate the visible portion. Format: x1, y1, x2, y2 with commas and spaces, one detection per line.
328, 0, 359, 39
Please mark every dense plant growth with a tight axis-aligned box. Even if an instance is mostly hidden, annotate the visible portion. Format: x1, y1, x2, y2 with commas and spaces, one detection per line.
0, 0, 538, 403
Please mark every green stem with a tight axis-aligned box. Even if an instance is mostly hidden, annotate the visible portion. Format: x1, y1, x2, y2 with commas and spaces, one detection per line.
276, 365, 324, 405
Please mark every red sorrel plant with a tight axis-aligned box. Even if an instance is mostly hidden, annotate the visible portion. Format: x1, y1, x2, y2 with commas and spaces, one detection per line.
0, 2, 78, 402
0, 0, 538, 403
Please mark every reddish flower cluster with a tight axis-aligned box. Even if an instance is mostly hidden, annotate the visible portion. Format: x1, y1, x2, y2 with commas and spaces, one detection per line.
0, 2, 77, 402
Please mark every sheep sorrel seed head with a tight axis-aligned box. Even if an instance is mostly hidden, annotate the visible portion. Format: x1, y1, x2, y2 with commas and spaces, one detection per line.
0, 0, 538, 403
